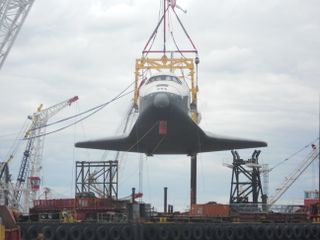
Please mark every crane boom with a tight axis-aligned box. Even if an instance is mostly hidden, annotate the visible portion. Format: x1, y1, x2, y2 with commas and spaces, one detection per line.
14, 96, 78, 212
0, 0, 35, 69
268, 144, 319, 206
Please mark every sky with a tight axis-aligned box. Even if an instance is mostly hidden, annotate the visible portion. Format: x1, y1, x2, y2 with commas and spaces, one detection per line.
0, 0, 319, 211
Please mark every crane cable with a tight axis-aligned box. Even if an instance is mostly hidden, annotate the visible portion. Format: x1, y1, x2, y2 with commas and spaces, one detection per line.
269, 137, 319, 172
142, 0, 162, 59
168, 9, 186, 59
24, 81, 135, 139
3, 119, 29, 161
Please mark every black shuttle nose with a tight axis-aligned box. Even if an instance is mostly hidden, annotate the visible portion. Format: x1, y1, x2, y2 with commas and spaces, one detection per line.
153, 93, 170, 108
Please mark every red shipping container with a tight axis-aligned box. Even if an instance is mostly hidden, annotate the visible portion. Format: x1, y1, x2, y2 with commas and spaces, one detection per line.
190, 203, 230, 217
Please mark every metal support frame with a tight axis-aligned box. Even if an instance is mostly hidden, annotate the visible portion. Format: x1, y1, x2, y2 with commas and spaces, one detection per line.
75, 161, 119, 199
134, 56, 199, 123
229, 150, 266, 205
190, 154, 197, 206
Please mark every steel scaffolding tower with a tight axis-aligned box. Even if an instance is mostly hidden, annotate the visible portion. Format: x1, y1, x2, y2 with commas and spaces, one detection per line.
75, 161, 119, 199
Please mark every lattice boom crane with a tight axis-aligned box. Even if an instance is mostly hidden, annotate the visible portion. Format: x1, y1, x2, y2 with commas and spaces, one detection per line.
268, 143, 319, 206
0, 0, 35, 69
14, 96, 78, 212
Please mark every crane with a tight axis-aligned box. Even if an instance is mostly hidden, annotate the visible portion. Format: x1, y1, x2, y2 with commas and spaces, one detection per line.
0, 156, 12, 206
268, 143, 319, 206
0, 0, 35, 69
14, 95, 78, 212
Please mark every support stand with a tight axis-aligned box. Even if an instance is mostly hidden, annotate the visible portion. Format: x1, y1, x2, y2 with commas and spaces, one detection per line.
229, 150, 267, 212
190, 154, 197, 206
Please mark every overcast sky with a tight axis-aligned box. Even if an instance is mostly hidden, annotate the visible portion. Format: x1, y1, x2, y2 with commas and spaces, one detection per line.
0, 0, 319, 211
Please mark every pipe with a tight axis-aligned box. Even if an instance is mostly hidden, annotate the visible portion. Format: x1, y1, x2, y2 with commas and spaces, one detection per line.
164, 187, 168, 213
132, 187, 135, 203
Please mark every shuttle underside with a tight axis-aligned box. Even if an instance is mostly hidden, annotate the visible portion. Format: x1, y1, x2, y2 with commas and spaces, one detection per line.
75, 92, 267, 155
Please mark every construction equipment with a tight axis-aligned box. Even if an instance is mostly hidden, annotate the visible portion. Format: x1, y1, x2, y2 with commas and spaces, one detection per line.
0, 156, 12, 206
268, 143, 319, 206
13, 96, 78, 212
0, 0, 35, 69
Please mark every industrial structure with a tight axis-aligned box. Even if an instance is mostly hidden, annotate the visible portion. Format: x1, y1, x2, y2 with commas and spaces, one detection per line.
228, 150, 267, 206
0, 0, 35, 69
75, 161, 119, 199
0, 96, 78, 216
16, 96, 78, 212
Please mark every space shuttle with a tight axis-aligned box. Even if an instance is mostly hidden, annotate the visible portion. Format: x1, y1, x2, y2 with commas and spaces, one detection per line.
75, 72, 267, 156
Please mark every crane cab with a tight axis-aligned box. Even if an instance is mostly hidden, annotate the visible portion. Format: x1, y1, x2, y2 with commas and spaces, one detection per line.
29, 176, 40, 191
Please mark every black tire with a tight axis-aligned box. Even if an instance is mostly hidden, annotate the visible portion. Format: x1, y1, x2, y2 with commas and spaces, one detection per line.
96, 226, 109, 240
144, 225, 157, 240
55, 225, 68, 240
84, 225, 96, 240
27, 225, 38, 240
303, 224, 312, 240
265, 224, 274, 240
235, 225, 245, 240
244, 225, 254, 240
121, 225, 133, 240
192, 225, 203, 240
204, 225, 214, 240
42, 225, 55, 240
292, 225, 302, 240
215, 225, 224, 240
254, 225, 265, 240
181, 225, 192, 240
70, 225, 82, 240
284, 225, 293, 240
109, 226, 121, 240
275, 224, 284, 240
310, 224, 319, 240
158, 226, 170, 240
314, 224, 320, 240
170, 225, 181, 240
225, 225, 234, 240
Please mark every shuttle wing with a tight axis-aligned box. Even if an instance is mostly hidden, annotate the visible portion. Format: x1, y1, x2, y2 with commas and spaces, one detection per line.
200, 131, 267, 152
75, 134, 135, 152
75, 119, 267, 154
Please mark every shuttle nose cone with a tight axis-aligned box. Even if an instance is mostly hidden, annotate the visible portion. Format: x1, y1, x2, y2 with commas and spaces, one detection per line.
153, 93, 170, 108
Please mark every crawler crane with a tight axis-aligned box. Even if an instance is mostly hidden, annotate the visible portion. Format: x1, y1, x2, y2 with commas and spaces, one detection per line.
13, 96, 78, 212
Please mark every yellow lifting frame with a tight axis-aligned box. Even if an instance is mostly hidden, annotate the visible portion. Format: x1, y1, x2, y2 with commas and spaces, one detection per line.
134, 55, 199, 123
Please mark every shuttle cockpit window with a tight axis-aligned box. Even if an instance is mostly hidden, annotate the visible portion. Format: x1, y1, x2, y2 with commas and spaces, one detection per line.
147, 75, 182, 84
